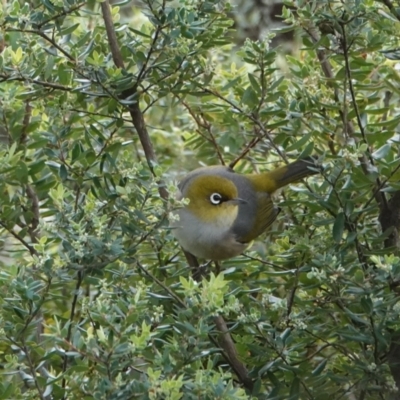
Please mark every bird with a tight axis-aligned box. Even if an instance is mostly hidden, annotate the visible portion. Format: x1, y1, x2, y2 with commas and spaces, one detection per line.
171, 157, 319, 260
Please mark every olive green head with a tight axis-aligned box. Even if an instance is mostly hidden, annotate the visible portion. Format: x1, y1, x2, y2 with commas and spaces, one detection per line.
183, 175, 241, 224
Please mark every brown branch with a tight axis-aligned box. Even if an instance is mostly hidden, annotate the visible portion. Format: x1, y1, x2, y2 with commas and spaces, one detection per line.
305, 23, 388, 269
26, 185, 40, 244
0, 74, 72, 91
18, 340, 45, 399
339, 27, 368, 148
378, 190, 400, 392
214, 315, 254, 391
358, 162, 400, 222
286, 271, 299, 319
19, 102, 32, 144
388, 330, 400, 394
0, 220, 38, 257
69, 108, 131, 123
37, 3, 86, 28
6, 29, 75, 62
37, 30, 75, 61
379, 191, 400, 250
308, 24, 387, 209
304, 27, 353, 135
182, 248, 254, 390
100, 0, 168, 200
136, 4, 165, 83
229, 130, 269, 169
61, 271, 84, 399
18, 102, 41, 246
136, 261, 187, 307
378, 0, 400, 21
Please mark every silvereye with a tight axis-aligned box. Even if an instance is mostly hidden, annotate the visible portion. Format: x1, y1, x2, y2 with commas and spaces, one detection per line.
172, 157, 319, 260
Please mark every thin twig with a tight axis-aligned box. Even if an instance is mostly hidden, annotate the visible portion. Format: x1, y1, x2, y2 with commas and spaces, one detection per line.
136, 261, 186, 307
19, 102, 32, 144
202, 87, 287, 161
0, 74, 72, 91
26, 185, 40, 244
340, 23, 387, 210
6, 29, 75, 61
61, 271, 84, 398
0, 220, 38, 256
180, 100, 225, 165
357, 161, 400, 222
229, 131, 269, 169
21, 340, 45, 399
39, 3, 86, 28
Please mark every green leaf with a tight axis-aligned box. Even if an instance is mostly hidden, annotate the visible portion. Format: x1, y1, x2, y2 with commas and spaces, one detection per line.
241, 86, 259, 108
332, 212, 345, 243
60, 23, 80, 36
289, 377, 300, 399
59, 164, 68, 181
312, 359, 328, 376
15, 161, 29, 183
372, 143, 391, 160
360, 296, 373, 314
248, 73, 261, 95
299, 141, 314, 158
71, 143, 82, 163
285, 132, 312, 152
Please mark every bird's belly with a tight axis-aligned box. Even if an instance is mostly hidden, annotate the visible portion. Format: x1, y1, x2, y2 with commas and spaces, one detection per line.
171, 210, 247, 260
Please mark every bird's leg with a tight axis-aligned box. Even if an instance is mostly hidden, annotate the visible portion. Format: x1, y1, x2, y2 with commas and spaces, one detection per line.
192, 260, 211, 281
214, 261, 221, 275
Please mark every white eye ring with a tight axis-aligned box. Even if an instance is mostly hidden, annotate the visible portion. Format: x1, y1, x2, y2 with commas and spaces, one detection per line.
210, 193, 222, 205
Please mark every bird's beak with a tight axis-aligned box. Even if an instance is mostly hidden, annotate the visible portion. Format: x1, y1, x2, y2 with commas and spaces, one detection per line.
229, 197, 247, 205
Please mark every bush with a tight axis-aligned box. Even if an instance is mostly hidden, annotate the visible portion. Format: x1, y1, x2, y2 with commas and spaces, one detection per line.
1, 0, 400, 398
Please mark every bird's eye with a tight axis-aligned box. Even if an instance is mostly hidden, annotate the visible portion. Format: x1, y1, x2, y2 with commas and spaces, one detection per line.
210, 193, 223, 205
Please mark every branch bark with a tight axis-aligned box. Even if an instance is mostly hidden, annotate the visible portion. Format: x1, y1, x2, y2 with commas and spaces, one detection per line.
379, 192, 400, 395
214, 315, 254, 391
100, 0, 168, 200
183, 248, 254, 390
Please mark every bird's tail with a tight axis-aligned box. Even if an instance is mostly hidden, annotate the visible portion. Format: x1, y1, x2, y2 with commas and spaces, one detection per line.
268, 156, 320, 192
251, 156, 320, 194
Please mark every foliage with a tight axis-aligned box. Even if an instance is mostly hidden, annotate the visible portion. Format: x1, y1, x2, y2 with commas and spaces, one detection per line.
1, 0, 400, 399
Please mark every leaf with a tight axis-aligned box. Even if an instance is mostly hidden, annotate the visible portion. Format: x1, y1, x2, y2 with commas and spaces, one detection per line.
15, 161, 29, 183
285, 132, 312, 152
248, 73, 261, 95
372, 143, 391, 160
241, 86, 259, 108
71, 143, 82, 163
60, 23, 80, 36
332, 212, 345, 243
360, 296, 373, 314
312, 359, 328, 376
299, 141, 314, 158
289, 377, 300, 399
59, 164, 68, 181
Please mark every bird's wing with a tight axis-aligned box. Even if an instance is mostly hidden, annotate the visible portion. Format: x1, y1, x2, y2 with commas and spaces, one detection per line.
235, 193, 280, 243
251, 194, 280, 239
